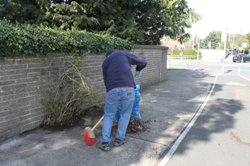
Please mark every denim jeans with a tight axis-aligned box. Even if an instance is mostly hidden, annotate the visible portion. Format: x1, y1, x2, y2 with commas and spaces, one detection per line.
101, 87, 135, 143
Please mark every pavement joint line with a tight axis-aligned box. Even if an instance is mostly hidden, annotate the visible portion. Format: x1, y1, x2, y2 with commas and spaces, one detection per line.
126, 135, 170, 147
157, 74, 219, 166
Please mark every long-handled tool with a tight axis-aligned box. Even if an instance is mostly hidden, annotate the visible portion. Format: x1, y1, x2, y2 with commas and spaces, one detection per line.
83, 115, 104, 146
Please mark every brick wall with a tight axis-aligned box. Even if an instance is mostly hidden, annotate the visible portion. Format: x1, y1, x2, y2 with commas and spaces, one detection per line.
0, 45, 168, 142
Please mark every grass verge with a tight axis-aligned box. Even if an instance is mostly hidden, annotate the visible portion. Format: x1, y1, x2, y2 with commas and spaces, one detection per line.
167, 67, 187, 70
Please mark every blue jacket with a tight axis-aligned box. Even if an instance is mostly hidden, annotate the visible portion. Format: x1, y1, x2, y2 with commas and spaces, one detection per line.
102, 51, 147, 92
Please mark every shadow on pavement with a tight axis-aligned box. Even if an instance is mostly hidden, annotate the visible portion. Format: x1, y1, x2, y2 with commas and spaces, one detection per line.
167, 78, 245, 157
172, 98, 243, 155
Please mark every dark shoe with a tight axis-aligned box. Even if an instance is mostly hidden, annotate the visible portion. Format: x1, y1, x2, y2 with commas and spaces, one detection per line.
113, 138, 125, 147
96, 141, 110, 151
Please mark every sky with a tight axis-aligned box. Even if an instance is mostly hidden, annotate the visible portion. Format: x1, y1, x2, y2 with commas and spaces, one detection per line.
186, 0, 250, 39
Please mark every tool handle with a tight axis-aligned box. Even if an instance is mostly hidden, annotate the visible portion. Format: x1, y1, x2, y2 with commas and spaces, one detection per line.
91, 115, 104, 131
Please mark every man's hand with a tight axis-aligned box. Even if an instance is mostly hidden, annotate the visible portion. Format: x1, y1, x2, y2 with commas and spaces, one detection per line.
135, 71, 141, 77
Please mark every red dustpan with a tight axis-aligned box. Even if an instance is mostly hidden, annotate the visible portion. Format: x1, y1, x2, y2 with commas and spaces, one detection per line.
83, 115, 104, 146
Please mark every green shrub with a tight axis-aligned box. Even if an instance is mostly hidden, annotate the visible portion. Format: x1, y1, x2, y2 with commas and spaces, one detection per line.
0, 19, 135, 60
172, 49, 202, 59
173, 49, 202, 56
38, 54, 101, 127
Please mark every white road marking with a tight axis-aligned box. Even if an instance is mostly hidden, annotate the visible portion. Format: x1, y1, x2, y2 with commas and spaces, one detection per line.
237, 61, 244, 75
219, 68, 222, 73
226, 82, 246, 86
238, 66, 241, 75
158, 75, 219, 166
238, 75, 250, 82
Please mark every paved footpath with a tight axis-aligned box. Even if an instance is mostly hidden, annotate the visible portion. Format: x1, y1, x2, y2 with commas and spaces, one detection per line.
0, 70, 215, 166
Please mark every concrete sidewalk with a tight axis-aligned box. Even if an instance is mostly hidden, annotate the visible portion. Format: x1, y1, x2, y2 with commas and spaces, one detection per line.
0, 70, 216, 166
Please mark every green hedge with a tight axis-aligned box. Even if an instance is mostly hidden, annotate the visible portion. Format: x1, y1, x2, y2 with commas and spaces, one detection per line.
0, 19, 135, 60
169, 54, 202, 59
173, 49, 202, 58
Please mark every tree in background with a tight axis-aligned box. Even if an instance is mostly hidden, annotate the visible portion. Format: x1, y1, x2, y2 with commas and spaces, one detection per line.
0, 0, 144, 42
215, 31, 235, 50
135, 0, 165, 45
200, 31, 220, 49
161, 0, 201, 43
204, 31, 250, 52
219, 41, 231, 50
83, 0, 143, 43
0, 0, 201, 45
245, 33, 250, 52
85, 0, 201, 45
216, 31, 222, 41
45, 1, 99, 30
0, 0, 49, 25
234, 34, 249, 52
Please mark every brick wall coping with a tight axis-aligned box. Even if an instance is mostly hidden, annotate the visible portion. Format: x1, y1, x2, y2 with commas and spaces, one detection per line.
135, 45, 169, 50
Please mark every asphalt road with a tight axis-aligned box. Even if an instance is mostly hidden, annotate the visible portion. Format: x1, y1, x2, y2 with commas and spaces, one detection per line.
167, 58, 250, 78
160, 59, 250, 166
